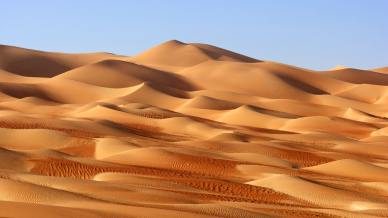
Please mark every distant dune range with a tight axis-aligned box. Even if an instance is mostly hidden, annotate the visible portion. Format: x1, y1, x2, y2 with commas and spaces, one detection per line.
0, 40, 388, 217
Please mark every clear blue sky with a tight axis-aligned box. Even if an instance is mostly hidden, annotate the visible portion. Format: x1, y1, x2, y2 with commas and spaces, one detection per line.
1, 0, 387, 70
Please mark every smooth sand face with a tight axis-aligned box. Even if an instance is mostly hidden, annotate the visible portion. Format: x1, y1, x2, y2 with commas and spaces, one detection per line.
0, 40, 387, 217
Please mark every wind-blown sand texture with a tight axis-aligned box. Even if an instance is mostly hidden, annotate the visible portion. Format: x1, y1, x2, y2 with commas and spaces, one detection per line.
0, 40, 388, 217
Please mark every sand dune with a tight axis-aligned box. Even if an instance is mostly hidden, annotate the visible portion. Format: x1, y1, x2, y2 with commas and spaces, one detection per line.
323, 67, 388, 85
304, 159, 388, 181
0, 44, 117, 77
247, 174, 388, 211
56, 59, 197, 90
0, 41, 387, 217
372, 67, 388, 74
130, 40, 258, 68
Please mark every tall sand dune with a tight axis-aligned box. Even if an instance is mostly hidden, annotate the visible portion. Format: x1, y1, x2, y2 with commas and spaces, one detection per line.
0, 41, 387, 217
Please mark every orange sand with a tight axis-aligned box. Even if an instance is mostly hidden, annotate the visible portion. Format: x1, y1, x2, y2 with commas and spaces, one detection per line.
0, 40, 387, 217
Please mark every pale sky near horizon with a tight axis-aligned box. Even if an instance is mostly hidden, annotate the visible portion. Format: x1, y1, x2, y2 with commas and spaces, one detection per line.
1, 0, 387, 70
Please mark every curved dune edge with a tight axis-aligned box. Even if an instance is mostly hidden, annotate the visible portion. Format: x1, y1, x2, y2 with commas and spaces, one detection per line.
0, 41, 387, 217
247, 174, 388, 211
303, 159, 388, 182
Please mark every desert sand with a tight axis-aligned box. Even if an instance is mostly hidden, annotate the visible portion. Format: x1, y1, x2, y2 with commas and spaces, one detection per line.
0, 40, 387, 217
